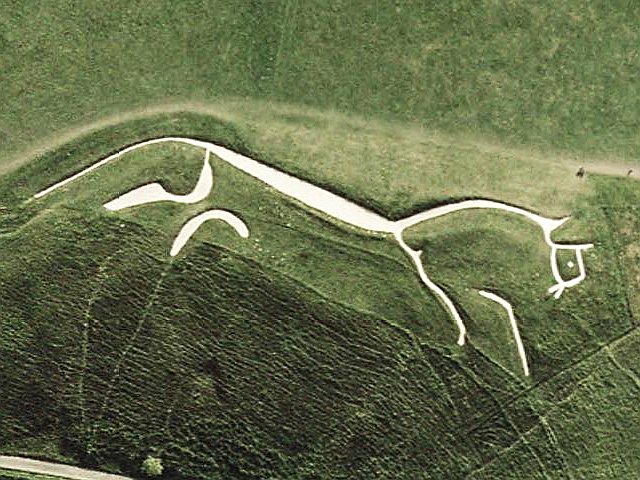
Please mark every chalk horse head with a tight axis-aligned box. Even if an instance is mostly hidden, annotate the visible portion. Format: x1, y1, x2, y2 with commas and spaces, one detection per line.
547, 239, 593, 299
391, 201, 594, 377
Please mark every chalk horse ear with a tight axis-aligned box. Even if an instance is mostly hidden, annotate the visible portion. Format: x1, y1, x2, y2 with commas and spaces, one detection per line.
551, 217, 571, 231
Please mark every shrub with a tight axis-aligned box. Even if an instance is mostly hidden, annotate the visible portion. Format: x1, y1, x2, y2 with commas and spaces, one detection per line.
141, 456, 163, 477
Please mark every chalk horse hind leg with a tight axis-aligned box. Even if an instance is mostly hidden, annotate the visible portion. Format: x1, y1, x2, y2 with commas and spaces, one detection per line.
392, 228, 468, 346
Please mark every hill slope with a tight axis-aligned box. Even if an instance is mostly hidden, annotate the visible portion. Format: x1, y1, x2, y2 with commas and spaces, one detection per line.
2, 1, 640, 168
0, 118, 638, 479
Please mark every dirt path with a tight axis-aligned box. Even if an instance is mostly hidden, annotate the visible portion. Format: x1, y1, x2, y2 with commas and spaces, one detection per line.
0, 456, 132, 480
573, 162, 637, 180
3, 100, 638, 183
0, 101, 238, 177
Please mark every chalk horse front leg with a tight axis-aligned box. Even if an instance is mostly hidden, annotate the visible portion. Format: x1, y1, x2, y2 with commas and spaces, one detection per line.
392, 228, 467, 346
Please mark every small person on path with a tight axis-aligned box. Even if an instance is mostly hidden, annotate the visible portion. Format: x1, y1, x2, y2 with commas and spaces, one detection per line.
628, 169, 633, 176
576, 166, 585, 178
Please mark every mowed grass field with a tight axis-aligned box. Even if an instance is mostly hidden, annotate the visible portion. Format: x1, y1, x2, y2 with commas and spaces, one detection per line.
0, 1, 639, 479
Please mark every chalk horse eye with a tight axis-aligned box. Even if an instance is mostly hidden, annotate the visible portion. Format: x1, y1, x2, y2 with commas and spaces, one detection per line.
564, 250, 582, 279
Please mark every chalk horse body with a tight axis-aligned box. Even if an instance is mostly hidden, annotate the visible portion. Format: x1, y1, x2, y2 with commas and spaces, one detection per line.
34, 137, 594, 374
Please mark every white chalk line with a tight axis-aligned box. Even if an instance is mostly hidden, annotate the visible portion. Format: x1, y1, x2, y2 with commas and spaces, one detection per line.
478, 290, 530, 376
32, 136, 595, 351
33, 137, 397, 232
395, 231, 466, 346
104, 149, 213, 211
171, 209, 249, 256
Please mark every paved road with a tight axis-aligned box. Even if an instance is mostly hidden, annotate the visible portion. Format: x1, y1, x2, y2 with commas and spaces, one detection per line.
0, 456, 132, 480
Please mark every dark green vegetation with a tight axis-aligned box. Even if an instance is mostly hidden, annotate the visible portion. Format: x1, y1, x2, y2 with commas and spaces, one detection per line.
0, 123, 638, 479
1, 1, 639, 479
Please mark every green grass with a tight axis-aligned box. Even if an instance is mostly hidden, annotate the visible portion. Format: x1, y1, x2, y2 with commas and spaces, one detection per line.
1, 1, 640, 168
1, 1, 639, 478
0, 124, 638, 478
0, 109, 592, 217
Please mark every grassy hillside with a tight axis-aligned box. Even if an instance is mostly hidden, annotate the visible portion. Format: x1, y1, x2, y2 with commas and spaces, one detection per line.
1, 1, 640, 169
0, 121, 638, 478
1, 1, 639, 478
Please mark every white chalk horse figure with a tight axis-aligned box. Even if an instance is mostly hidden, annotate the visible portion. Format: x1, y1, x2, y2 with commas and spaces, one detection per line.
34, 137, 594, 375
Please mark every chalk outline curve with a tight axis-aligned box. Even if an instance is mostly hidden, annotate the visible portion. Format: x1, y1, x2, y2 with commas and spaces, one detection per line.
478, 290, 529, 376
103, 150, 213, 211
170, 209, 249, 257
33, 136, 595, 353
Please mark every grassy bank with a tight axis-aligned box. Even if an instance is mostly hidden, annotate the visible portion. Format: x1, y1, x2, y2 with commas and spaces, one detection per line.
1, 2, 640, 167
0, 121, 638, 478
1, 1, 639, 477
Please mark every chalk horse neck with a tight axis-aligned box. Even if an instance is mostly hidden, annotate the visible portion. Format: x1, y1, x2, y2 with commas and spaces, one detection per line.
164, 138, 591, 347
35, 137, 594, 362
